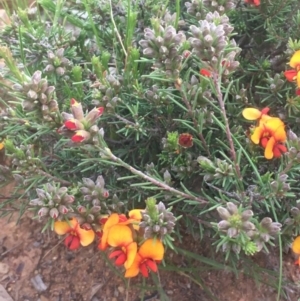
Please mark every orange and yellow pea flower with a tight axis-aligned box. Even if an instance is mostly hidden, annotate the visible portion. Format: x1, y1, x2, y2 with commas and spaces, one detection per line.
125, 238, 164, 278
54, 218, 95, 250
284, 50, 300, 88
292, 236, 300, 266
251, 117, 287, 159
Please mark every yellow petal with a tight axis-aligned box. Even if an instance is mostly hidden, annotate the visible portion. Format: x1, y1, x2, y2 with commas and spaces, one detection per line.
0, 142, 4, 150
124, 242, 138, 269
264, 136, 275, 159
290, 50, 300, 69
125, 254, 142, 278
77, 227, 95, 246
292, 236, 300, 254
54, 218, 77, 235
139, 239, 164, 261
273, 125, 286, 142
251, 126, 264, 144
100, 213, 120, 250
107, 224, 134, 247
242, 108, 261, 120
128, 209, 143, 220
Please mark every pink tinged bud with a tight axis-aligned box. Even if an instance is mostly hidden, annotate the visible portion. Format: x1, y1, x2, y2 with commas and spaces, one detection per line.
81, 223, 92, 230
64, 119, 84, 131
63, 194, 75, 203
77, 205, 87, 213
70, 98, 84, 120
50, 208, 59, 219
85, 107, 104, 124
71, 130, 91, 143
102, 190, 109, 198
62, 112, 74, 122
59, 205, 68, 214
38, 207, 49, 217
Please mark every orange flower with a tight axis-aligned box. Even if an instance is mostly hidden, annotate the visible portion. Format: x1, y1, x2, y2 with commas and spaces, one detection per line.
251, 118, 287, 159
98, 213, 131, 250
284, 50, 300, 88
242, 107, 270, 121
178, 133, 193, 148
292, 236, 300, 266
107, 224, 137, 269
125, 239, 164, 278
54, 218, 95, 250
244, 0, 260, 6
200, 68, 211, 77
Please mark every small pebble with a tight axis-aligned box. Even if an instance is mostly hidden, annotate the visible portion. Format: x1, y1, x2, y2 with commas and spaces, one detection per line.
30, 274, 47, 292
0, 262, 9, 274
117, 286, 125, 294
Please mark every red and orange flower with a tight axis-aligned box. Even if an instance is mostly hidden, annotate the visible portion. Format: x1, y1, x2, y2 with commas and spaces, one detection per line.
125, 238, 164, 278
54, 218, 95, 250
284, 50, 300, 88
244, 0, 260, 6
243, 108, 287, 159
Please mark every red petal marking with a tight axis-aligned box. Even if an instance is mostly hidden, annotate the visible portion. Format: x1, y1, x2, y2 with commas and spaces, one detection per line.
109, 250, 127, 266
118, 215, 128, 223
65, 234, 80, 250
273, 144, 287, 158
145, 259, 158, 272
296, 89, 300, 96
70, 98, 77, 105
97, 107, 104, 115
71, 134, 84, 143
261, 107, 270, 115
200, 68, 211, 77
64, 120, 77, 130
284, 70, 297, 82
139, 262, 149, 277
260, 137, 269, 148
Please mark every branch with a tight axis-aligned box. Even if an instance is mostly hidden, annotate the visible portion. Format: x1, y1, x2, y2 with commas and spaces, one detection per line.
101, 148, 208, 204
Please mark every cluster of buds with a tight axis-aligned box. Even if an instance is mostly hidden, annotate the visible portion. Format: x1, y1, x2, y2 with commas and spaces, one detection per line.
242, 107, 287, 159
267, 73, 284, 93
58, 98, 104, 144
252, 217, 282, 252
185, 0, 204, 20
285, 203, 300, 232
78, 176, 123, 226
217, 203, 282, 255
286, 130, 300, 163
13, 71, 58, 121
189, 12, 233, 63
5, 143, 42, 176
270, 174, 291, 197
202, 0, 235, 14
29, 183, 75, 220
139, 198, 176, 240
186, 74, 213, 106
197, 156, 234, 182
44, 48, 71, 76
139, 23, 186, 79
217, 202, 255, 239
91, 72, 121, 112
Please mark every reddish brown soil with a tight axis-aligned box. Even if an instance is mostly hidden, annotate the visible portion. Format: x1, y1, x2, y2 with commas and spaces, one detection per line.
0, 180, 300, 301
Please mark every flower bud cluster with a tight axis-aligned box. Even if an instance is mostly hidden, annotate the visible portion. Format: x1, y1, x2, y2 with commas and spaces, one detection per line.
197, 156, 234, 181
79, 175, 123, 217
44, 48, 71, 76
171, 153, 198, 180
189, 12, 234, 65
29, 183, 75, 220
267, 73, 284, 93
91, 72, 121, 112
252, 217, 282, 251
12, 71, 58, 121
58, 98, 104, 144
139, 24, 186, 78
217, 202, 255, 239
270, 174, 291, 197
185, 0, 204, 20
202, 0, 236, 15
139, 199, 176, 240
285, 203, 300, 229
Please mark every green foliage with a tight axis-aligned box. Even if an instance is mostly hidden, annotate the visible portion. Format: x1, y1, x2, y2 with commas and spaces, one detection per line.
1, 0, 300, 299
